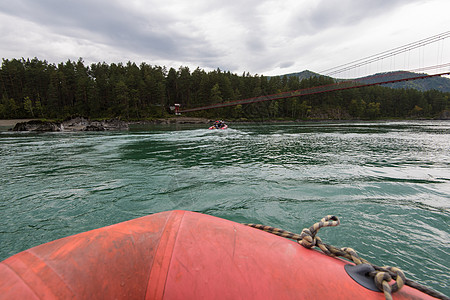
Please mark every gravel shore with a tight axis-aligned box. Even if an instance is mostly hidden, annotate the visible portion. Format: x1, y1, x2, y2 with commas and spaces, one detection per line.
0, 119, 36, 128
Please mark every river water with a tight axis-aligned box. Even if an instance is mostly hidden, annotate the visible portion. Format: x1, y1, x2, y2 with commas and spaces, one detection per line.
0, 121, 449, 296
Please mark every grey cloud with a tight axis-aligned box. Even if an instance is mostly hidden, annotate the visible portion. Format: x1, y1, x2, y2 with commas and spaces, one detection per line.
1, 0, 220, 62
245, 35, 266, 53
289, 0, 423, 36
0, 0, 279, 72
279, 61, 295, 69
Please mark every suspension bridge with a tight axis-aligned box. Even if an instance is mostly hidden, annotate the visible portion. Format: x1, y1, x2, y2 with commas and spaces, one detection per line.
178, 31, 450, 114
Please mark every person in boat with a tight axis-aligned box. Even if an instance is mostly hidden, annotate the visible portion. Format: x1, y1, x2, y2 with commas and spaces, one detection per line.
213, 120, 224, 129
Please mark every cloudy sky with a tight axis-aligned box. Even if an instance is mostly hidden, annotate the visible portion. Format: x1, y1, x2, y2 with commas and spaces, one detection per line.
0, 0, 449, 77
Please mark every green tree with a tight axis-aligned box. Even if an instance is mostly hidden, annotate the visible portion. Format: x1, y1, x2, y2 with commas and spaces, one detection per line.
233, 104, 244, 119
111, 81, 129, 117
0, 96, 19, 118
365, 102, 381, 119
178, 66, 191, 106
298, 100, 311, 119
269, 100, 279, 118
210, 83, 222, 103
23, 96, 34, 117
349, 99, 366, 118
166, 67, 178, 104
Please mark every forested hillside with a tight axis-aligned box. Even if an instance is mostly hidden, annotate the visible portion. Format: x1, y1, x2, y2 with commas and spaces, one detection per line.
1, 58, 449, 120
356, 71, 450, 92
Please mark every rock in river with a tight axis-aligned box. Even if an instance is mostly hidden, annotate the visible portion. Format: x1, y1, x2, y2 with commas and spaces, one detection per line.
12, 117, 129, 132
12, 120, 63, 132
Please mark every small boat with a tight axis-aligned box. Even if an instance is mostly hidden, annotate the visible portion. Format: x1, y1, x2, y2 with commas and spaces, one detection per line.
0, 210, 437, 299
209, 120, 228, 130
209, 124, 228, 130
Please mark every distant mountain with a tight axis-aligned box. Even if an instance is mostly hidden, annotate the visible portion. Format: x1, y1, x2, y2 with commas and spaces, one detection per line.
275, 70, 450, 93
275, 70, 323, 81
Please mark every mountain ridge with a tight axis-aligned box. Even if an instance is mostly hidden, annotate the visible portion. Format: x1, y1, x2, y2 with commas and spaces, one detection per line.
273, 70, 450, 93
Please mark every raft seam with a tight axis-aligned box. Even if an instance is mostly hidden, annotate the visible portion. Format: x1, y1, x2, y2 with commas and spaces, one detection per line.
145, 210, 185, 300
26, 249, 77, 298
143, 213, 173, 299
160, 211, 185, 299
0, 261, 41, 299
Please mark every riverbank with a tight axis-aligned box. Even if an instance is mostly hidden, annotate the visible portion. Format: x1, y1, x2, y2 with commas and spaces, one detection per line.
0, 117, 212, 131
0, 119, 36, 127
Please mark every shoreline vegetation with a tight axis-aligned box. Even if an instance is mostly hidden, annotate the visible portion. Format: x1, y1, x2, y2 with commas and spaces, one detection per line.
1, 58, 449, 123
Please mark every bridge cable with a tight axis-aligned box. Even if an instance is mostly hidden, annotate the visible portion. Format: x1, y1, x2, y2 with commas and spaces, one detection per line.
321, 31, 450, 76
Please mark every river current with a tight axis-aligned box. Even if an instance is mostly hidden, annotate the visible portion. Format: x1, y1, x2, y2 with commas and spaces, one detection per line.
0, 120, 449, 296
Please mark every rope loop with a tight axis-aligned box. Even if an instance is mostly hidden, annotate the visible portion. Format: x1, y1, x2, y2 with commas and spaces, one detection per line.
298, 215, 340, 249
375, 271, 393, 300
384, 266, 406, 292
298, 228, 314, 248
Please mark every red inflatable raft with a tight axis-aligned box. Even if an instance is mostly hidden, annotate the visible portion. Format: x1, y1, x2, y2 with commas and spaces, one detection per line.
208, 124, 228, 130
0, 210, 436, 299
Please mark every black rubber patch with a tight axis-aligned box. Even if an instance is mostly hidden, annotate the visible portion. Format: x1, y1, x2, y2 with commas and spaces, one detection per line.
344, 264, 380, 292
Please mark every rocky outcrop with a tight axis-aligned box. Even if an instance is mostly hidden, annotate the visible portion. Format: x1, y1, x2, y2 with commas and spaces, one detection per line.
12, 117, 129, 132
12, 120, 63, 132
11, 117, 210, 131
61, 117, 129, 131
438, 110, 450, 120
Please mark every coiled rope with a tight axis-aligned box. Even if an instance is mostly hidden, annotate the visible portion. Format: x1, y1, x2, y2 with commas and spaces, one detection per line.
245, 216, 449, 300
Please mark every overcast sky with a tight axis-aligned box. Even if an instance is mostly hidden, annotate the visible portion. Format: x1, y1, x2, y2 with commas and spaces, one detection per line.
1, 0, 449, 77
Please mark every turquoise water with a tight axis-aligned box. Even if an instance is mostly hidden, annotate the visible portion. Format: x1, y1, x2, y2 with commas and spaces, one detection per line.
1, 121, 449, 296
